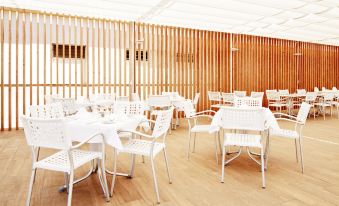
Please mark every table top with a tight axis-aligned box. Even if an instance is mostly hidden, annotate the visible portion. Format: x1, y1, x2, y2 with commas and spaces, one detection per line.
65, 108, 149, 150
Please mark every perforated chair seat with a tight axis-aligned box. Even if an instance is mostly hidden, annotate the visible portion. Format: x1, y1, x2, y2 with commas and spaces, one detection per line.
121, 139, 165, 157
211, 104, 223, 108
224, 133, 262, 148
34, 149, 102, 173
270, 128, 299, 139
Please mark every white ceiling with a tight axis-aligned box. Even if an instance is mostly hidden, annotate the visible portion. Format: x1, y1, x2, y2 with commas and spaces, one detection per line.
1, 0, 339, 46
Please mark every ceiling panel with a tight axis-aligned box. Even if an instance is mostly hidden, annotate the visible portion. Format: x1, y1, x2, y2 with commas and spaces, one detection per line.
0, 0, 338, 46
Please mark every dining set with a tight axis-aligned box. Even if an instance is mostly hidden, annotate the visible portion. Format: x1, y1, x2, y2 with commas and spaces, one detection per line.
22, 90, 315, 206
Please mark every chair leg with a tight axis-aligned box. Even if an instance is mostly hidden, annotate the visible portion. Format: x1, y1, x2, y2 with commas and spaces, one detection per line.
67, 171, 74, 206
163, 148, 172, 184
221, 146, 226, 183
218, 131, 222, 154
63, 172, 69, 193
150, 157, 160, 204
187, 131, 192, 159
214, 133, 219, 165
25, 168, 36, 206
294, 139, 299, 163
193, 133, 197, 152
264, 134, 271, 170
110, 148, 118, 196
299, 136, 304, 173
100, 159, 110, 202
129, 154, 136, 177
261, 148, 266, 189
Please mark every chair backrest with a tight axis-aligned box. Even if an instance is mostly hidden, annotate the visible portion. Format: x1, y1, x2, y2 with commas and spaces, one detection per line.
305, 92, 317, 102
323, 92, 335, 101
250, 92, 264, 99
29, 103, 64, 119
162, 92, 179, 99
45, 94, 62, 104
278, 89, 289, 95
208, 91, 221, 101
53, 98, 78, 116
148, 95, 171, 107
193, 93, 200, 106
296, 102, 311, 124
266, 89, 277, 94
266, 90, 280, 101
332, 87, 337, 91
233, 96, 262, 108
116, 96, 129, 101
90, 93, 115, 101
182, 100, 196, 118
219, 107, 266, 132
234, 91, 246, 97
314, 87, 319, 92
322, 87, 326, 91
114, 101, 145, 116
297, 89, 307, 95
152, 107, 174, 138
221, 92, 234, 103
131, 93, 141, 101
21, 115, 70, 150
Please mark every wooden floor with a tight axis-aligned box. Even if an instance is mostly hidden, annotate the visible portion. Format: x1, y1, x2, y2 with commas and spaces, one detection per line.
1, 115, 339, 206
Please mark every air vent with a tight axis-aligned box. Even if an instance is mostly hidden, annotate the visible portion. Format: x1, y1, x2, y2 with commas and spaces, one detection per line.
52, 44, 86, 59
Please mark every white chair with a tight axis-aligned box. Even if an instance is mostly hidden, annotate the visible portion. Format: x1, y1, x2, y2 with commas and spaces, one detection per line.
90, 93, 115, 101
148, 95, 171, 115
116, 96, 129, 101
278, 89, 289, 95
131, 92, 141, 101
21, 116, 110, 206
322, 87, 327, 91
332, 87, 338, 91
269, 102, 311, 173
44, 94, 62, 104
111, 108, 174, 204
301, 92, 317, 119
234, 96, 262, 108
315, 92, 334, 120
314, 87, 320, 92
29, 103, 64, 119
53, 98, 78, 116
251, 91, 264, 99
219, 107, 267, 188
297, 89, 307, 95
234, 91, 246, 97
182, 100, 220, 164
208, 91, 222, 109
193, 93, 200, 109
266, 91, 287, 113
162, 91, 179, 99
114, 101, 145, 116
332, 92, 339, 119
221, 92, 234, 106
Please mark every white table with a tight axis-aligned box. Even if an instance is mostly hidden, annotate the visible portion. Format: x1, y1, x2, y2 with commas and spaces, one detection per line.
58, 109, 149, 191
210, 107, 280, 132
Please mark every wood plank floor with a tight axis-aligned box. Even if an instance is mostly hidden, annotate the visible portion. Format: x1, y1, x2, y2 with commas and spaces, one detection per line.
1, 115, 339, 206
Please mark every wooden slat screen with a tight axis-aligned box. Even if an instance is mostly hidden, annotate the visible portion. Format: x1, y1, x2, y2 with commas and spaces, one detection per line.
0, 7, 338, 130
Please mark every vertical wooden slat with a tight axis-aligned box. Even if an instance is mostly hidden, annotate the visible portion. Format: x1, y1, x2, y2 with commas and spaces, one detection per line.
108, 21, 111, 94
36, 14, 39, 105
86, 18, 89, 97
118, 21, 122, 95
91, 18, 95, 94
69, 16, 72, 96
152, 24, 155, 95
56, 16, 59, 94
8, 11, 12, 130
96, 19, 100, 94
0, 8, 3, 130
113, 21, 116, 94
29, 13, 32, 105
103, 20, 106, 94
123, 22, 127, 96
74, 17, 77, 98
62, 16, 65, 97
80, 18, 84, 96
147, 24, 151, 96
15, 11, 18, 129
23, 12, 26, 113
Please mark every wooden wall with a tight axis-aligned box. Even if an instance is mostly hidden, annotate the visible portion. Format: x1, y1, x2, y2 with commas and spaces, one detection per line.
0, 7, 338, 130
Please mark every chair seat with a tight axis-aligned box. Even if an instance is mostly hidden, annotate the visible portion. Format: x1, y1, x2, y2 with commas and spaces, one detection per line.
34, 149, 102, 173
120, 139, 165, 157
191, 125, 216, 133
269, 103, 287, 107
224, 133, 262, 148
270, 128, 299, 139
315, 102, 332, 107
